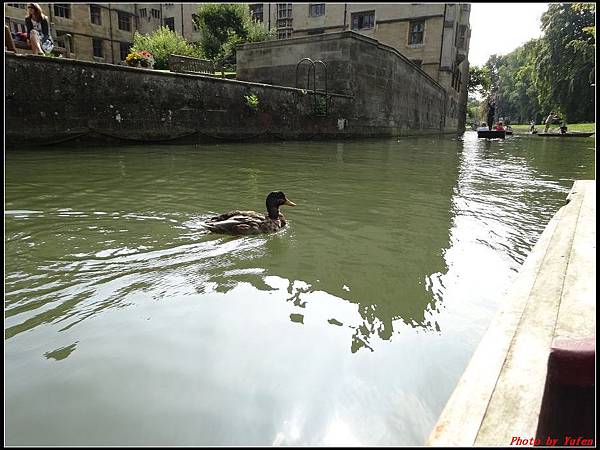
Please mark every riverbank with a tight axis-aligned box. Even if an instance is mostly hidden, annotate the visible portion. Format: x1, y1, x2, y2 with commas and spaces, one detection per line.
511, 123, 596, 133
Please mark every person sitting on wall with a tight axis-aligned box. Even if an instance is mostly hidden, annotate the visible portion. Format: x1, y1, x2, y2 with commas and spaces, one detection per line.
5, 25, 17, 52
477, 121, 489, 131
25, 3, 54, 55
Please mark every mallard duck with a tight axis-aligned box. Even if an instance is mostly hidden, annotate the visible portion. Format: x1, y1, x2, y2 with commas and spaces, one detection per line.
203, 191, 296, 235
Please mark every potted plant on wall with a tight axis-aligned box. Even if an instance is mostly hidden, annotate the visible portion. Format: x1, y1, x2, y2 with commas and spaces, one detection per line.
125, 50, 155, 69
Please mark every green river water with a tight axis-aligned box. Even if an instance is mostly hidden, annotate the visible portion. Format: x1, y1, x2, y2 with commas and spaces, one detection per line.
4, 131, 595, 445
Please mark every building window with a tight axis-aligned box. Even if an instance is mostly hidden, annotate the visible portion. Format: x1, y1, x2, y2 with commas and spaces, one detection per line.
249, 4, 263, 22
277, 29, 293, 39
164, 17, 175, 32
456, 25, 467, 48
151, 9, 160, 19
56, 30, 73, 52
309, 3, 325, 17
118, 12, 131, 31
409, 20, 424, 45
120, 42, 131, 61
139, 8, 147, 18
54, 4, 71, 19
90, 5, 102, 25
7, 4, 27, 8
351, 11, 374, 30
92, 38, 103, 58
192, 13, 200, 31
277, 3, 292, 19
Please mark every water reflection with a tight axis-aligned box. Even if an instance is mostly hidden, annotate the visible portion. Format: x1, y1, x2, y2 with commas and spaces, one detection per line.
6, 139, 461, 355
4, 134, 595, 445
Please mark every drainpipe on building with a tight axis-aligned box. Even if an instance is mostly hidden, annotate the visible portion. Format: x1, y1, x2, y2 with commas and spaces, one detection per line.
108, 4, 115, 64
268, 3, 271, 31
439, 3, 447, 130
343, 3, 347, 30
181, 3, 184, 37
439, 3, 446, 79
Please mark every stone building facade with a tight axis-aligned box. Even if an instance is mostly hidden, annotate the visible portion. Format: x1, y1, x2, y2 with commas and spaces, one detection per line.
4, 3, 470, 130
4, 3, 140, 63
248, 3, 471, 130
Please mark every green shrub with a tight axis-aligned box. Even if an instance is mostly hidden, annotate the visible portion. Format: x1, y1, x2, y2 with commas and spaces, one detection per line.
194, 3, 275, 68
131, 26, 203, 70
244, 94, 259, 110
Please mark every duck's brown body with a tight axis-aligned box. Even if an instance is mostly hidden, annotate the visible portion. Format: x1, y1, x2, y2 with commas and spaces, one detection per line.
203, 210, 287, 235
203, 191, 295, 236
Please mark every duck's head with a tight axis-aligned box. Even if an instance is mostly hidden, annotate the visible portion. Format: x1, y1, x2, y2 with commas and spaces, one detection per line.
266, 191, 296, 219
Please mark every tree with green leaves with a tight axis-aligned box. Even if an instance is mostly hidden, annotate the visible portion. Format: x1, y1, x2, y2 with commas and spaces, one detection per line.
535, 3, 595, 122
194, 3, 275, 70
131, 26, 203, 70
468, 65, 491, 98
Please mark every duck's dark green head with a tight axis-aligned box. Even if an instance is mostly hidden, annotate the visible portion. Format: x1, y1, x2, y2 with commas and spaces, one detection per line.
266, 191, 296, 219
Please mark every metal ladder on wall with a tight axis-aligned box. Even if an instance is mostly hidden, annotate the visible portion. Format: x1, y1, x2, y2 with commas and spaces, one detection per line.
295, 57, 328, 116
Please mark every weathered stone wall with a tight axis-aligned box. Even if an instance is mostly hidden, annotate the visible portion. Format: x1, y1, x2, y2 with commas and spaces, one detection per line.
6, 31, 458, 148
237, 31, 451, 133
5, 52, 355, 147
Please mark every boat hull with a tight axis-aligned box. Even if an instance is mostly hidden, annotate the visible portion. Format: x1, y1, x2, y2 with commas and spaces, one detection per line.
477, 130, 506, 139
537, 132, 594, 138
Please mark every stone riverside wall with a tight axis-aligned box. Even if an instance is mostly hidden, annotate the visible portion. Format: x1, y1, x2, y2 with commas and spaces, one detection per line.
6, 31, 455, 148
237, 31, 452, 134
5, 52, 354, 148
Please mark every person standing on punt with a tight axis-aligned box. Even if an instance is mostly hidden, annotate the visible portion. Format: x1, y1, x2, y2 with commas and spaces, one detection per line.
486, 100, 496, 130
544, 111, 558, 133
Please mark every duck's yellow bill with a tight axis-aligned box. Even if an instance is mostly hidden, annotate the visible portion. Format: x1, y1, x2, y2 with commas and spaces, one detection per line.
284, 199, 297, 207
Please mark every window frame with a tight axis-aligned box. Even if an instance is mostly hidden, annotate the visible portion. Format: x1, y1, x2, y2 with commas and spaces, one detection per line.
54, 4, 71, 19
92, 38, 104, 58
309, 3, 325, 17
119, 42, 131, 61
163, 17, 175, 32
351, 10, 375, 31
409, 20, 425, 45
117, 11, 131, 31
90, 5, 102, 26
56, 29, 74, 52
249, 4, 264, 22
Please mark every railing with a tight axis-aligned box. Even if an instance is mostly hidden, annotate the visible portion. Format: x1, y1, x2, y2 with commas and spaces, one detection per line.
168, 54, 215, 74
295, 57, 329, 116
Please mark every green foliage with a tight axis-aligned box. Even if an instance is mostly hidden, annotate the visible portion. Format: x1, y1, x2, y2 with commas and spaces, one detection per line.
313, 95, 328, 115
131, 26, 203, 70
466, 97, 481, 122
195, 3, 275, 70
481, 3, 595, 124
244, 93, 259, 110
468, 65, 491, 97
537, 3, 595, 121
